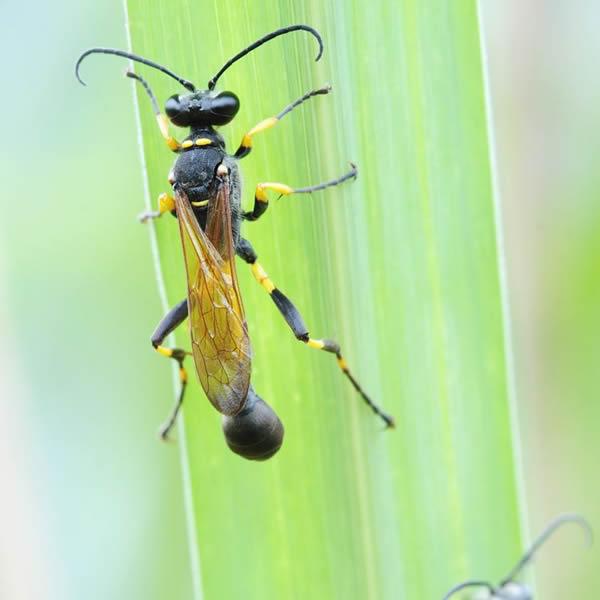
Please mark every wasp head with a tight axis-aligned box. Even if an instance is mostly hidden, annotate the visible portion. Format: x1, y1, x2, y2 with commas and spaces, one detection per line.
165, 90, 240, 128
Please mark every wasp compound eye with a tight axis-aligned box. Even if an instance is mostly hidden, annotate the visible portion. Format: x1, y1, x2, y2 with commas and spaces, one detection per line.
221, 389, 284, 460
208, 92, 240, 126
165, 94, 191, 126
165, 94, 180, 116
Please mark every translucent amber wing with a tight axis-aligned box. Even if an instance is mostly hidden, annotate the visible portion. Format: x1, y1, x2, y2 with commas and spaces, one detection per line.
174, 188, 251, 416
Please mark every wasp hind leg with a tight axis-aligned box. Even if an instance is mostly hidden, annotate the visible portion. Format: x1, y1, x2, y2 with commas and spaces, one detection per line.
150, 299, 191, 440
236, 238, 394, 428
243, 164, 357, 222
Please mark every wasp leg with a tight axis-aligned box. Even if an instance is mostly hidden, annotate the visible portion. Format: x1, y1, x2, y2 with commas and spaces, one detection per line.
243, 164, 357, 222
236, 238, 394, 428
127, 71, 182, 152
138, 192, 176, 223
151, 299, 191, 440
234, 85, 331, 159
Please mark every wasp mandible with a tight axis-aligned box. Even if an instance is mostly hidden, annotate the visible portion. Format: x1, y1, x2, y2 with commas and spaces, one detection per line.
442, 514, 592, 600
76, 25, 394, 460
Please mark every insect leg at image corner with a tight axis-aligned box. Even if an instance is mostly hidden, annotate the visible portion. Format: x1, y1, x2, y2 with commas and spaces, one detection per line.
75, 25, 394, 461
442, 514, 593, 600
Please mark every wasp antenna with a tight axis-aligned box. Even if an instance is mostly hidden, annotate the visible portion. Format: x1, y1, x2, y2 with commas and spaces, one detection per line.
442, 580, 495, 600
500, 513, 593, 586
208, 25, 324, 90
75, 47, 196, 91
126, 70, 160, 115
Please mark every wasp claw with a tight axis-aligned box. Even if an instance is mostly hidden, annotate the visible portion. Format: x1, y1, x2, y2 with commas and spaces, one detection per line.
138, 210, 160, 223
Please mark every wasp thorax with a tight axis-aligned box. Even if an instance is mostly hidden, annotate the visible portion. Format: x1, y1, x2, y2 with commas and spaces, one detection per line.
165, 90, 240, 127
221, 388, 284, 461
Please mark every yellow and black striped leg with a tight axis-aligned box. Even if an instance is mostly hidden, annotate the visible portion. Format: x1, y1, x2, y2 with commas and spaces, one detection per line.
138, 192, 176, 223
236, 239, 394, 428
243, 163, 358, 222
127, 71, 181, 152
234, 85, 331, 159
151, 299, 191, 440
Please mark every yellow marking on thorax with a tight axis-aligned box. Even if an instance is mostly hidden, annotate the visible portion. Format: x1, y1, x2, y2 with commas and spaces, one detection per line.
181, 138, 214, 150
191, 199, 209, 207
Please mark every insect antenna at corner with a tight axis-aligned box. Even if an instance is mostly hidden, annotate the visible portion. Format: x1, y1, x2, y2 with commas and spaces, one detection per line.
442, 514, 593, 599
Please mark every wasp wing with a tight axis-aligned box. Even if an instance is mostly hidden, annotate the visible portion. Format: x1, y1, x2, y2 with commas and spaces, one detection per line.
174, 184, 251, 416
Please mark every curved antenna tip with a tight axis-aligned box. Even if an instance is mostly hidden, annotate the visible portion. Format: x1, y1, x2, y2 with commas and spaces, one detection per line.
75, 52, 89, 87
500, 512, 594, 586
208, 24, 324, 90
563, 513, 594, 547
74, 47, 195, 92
442, 580, 494, 600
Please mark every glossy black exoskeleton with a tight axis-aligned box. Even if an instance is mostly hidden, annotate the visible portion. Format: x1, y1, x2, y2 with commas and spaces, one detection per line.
75, 25, 393, 460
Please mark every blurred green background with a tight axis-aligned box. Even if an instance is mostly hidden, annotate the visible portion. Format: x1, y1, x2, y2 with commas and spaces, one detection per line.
0, 1, 598, 599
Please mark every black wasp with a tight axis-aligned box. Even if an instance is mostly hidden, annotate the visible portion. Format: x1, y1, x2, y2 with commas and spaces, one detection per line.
76, 25, 394, 460
443, 514, 592, 599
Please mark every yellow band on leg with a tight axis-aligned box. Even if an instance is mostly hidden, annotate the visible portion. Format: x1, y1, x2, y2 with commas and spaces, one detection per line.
157, 114, 181, 151
256, 182, 294, 202
158, 193, 175, 214
337, 356, 348, 371
156, 345, 173, 358
307, 339, 325, 350
251, 262, 275, 294
247, 116, 279, 138
239, 116, 279, 152
179, 367, 188, 383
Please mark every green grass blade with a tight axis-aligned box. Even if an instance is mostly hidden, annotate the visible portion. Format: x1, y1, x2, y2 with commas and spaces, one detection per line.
125, 1, 523, 598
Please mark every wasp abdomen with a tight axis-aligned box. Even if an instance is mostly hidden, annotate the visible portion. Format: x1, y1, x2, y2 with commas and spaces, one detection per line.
221, 387, 284, 460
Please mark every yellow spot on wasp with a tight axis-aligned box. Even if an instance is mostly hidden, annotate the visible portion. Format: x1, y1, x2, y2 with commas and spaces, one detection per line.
156, 346, 173, 358
195, 138, 212, 146
191, 200, 209, 208
182, 140, 193, 149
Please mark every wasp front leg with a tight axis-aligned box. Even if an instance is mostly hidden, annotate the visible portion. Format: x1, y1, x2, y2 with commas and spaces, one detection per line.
236, 238, 394, 428
234, 85, 331, 159
150, 299, 191, 440
127, 71, 182, 151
